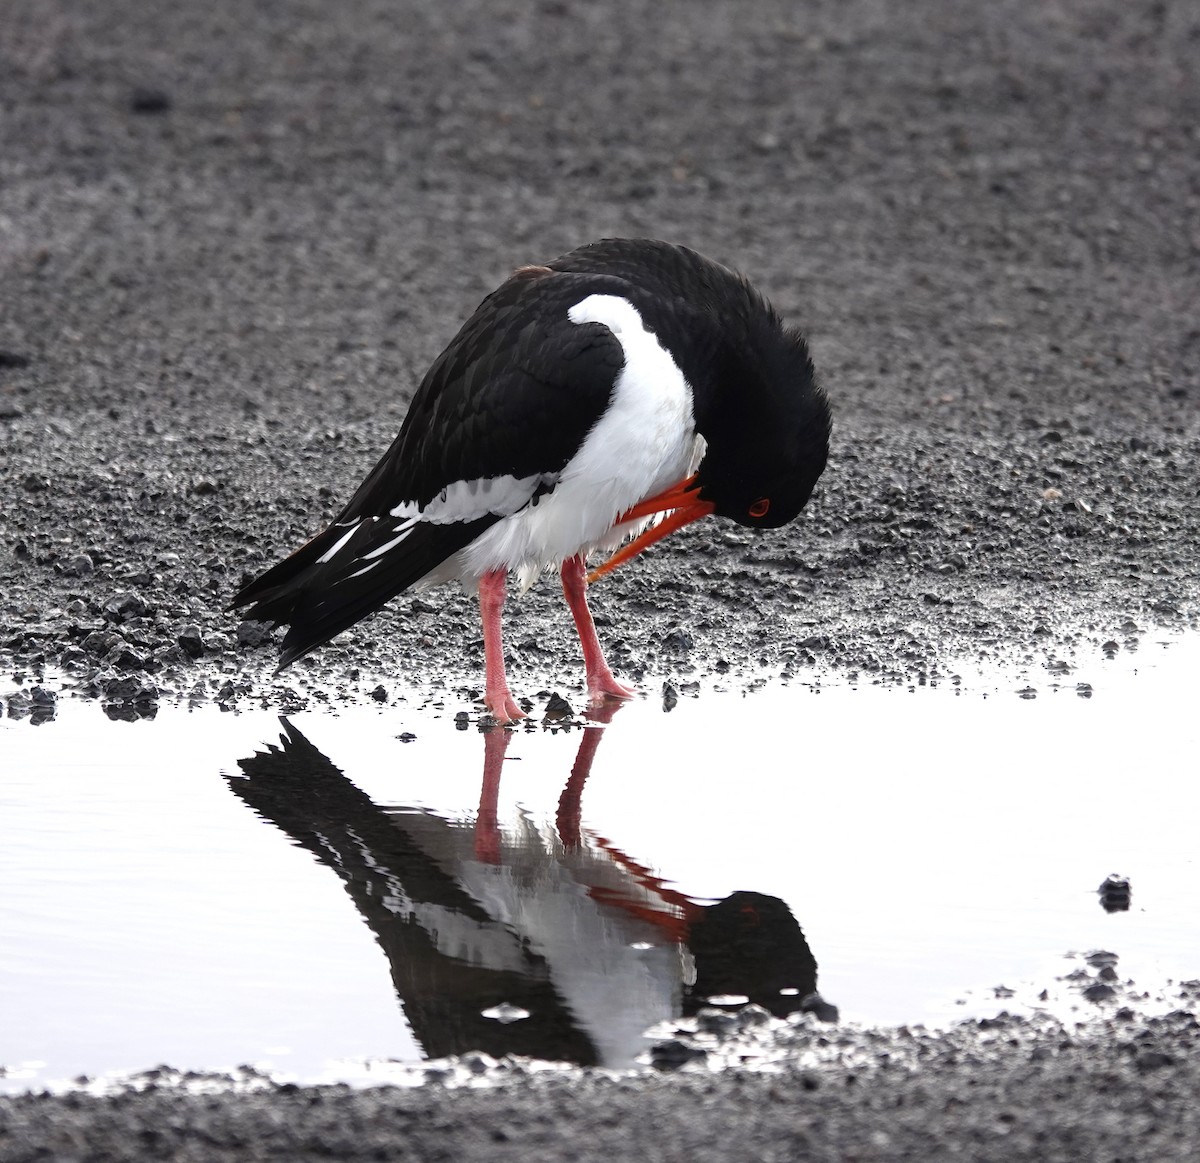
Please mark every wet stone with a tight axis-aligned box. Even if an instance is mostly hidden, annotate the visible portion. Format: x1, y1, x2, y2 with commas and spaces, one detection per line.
82, 629, 124, 656
1135, 1050, 1175, 1072
650, 1039, 708, 1070
104, 644, 154, 672
236, 620, 274, 647
100, 672, 160, 703
103, 592, 150, 623
177, 626, 205, 658
1098, 875, 1132, 913
60, 553, 95, 578
696, 1010, 739, 1035
800, 992, 841, 1023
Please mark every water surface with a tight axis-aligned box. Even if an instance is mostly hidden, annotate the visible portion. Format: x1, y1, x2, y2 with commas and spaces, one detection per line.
2, 636, 1197, 1089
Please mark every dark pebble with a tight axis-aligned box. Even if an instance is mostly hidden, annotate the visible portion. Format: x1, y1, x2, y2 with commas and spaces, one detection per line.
1135, 1050, 1175, 1072
800, 992, 841, 1023
103, 592, 150, 623
60, 554, 95, 578
177, 626, 205, 658
129, 87, 171, 114
101, 674, 159, 704
236, 620, 274, 647
650, 1039, 708, 1070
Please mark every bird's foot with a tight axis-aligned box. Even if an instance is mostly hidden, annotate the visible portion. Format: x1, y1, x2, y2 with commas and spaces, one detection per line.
484, 688, 527, 725
586, 668, 638, 704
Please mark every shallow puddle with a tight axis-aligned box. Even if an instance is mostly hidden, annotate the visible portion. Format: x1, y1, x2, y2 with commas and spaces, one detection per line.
2, 635, 1198, 1090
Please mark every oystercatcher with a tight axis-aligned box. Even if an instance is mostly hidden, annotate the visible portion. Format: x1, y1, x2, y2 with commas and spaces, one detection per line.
231, 239, 831, 722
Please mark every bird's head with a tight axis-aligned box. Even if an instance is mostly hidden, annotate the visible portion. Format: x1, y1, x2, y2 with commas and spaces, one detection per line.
587, 302, 830, 582
691, 319, 830, 529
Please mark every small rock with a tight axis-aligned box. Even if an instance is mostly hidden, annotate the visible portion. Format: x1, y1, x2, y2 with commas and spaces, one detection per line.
60, 554, 95, 578
663, 628, 694, 652
82, 629, 124, 656
103, 592, 149, 623
799, 992, 840, 1023
735, 1004, 772, 1029
650, 1039, 707, 1070
1135, 1050, 1175, 1072
1098, 874, 1131, 913
236, 620, 273, 647
104, 644, 153, 672
177, 625, 205, 658
130, 87, 171, 114
101, 674, 159, 704
696, 1009, 739, 1035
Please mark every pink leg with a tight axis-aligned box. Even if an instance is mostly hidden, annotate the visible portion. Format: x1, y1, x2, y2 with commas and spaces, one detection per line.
561, 554, 637, 703
478, 569, 526, 724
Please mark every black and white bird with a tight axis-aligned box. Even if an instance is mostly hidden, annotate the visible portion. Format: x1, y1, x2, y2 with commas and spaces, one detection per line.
231, 239, 831, 723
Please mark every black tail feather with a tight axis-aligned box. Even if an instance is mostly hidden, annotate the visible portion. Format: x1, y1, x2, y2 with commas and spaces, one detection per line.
230, 515, 499, 669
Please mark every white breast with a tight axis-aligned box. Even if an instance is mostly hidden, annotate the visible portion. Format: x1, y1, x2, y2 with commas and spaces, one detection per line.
438, 293, 701, 590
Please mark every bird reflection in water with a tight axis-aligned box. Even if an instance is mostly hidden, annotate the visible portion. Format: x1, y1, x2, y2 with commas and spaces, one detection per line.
228, 710, 835, 1068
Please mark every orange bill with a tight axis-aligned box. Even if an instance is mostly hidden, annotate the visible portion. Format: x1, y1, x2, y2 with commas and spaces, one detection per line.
587, 475, 716, 583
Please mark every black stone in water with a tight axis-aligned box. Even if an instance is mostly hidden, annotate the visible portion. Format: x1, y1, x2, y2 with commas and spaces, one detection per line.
1098, 874, 1132, 913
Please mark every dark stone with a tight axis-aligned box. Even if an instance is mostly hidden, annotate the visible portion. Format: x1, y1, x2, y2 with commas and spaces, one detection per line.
236, 620, 274, 647
129, 87, 171, 114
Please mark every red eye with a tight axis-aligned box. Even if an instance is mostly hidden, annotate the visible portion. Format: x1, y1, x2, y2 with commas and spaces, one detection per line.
748, 498, 770, 518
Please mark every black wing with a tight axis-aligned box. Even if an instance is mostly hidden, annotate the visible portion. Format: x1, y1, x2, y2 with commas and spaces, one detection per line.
231, 268, 628, 668
337, 267, 628, 515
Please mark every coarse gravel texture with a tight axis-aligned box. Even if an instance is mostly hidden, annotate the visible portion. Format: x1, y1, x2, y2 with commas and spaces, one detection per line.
2, 0, 1199, 1157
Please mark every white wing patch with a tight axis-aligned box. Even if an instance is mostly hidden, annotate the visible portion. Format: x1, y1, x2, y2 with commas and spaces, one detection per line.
389, 473, 557, 525
317, 521, 362, 564
361, 517, 419, 560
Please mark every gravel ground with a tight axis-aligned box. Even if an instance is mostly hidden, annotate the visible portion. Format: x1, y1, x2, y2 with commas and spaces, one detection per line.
2, 0, 1199, 1157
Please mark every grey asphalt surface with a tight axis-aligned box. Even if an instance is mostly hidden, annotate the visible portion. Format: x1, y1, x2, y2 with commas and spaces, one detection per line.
2, 0, 1199, 1158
